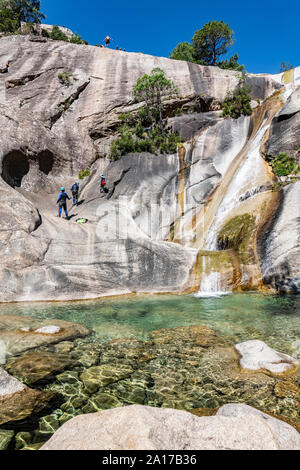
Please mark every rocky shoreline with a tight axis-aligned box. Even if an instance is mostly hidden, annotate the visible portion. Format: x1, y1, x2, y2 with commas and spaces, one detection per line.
0, 314, 299, 450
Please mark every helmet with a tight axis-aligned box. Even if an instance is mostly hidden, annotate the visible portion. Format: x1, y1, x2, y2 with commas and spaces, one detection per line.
100, 174, 104, 177
61, 187, 65, 191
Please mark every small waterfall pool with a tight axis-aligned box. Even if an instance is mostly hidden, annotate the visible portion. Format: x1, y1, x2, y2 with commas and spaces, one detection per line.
0, 293, 299, 448
0, 293, 299, 357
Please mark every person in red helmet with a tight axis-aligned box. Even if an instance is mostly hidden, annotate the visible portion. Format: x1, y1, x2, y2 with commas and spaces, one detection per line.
103, 36, 113, 48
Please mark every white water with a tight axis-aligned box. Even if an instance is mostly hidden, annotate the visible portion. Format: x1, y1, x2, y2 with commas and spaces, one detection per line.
204, 119, 270, 250
195, 72, 294, 297
195, 256, 231, 297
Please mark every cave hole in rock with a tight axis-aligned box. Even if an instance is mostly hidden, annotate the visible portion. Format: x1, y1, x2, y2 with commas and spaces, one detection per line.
38, 150, 54, 175
1, 150, 29, 188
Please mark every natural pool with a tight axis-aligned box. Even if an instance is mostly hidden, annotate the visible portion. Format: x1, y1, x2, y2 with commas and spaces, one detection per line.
0, 293, 299, 449
1, 293, 299, 356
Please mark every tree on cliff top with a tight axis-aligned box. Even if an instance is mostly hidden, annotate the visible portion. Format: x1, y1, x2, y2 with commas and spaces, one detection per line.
169, 42, 196, 62
170, 21, 244, 71
0, 0, 18, 31
0, 0, 45, 31
192, 21, 234, 66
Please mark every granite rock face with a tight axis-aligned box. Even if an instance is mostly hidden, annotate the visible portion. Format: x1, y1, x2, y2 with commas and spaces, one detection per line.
266, 69, 300, 158
0, 35, 298, 300
0, 315, 90, 357
40, 404, 300, 450
261, 181, 300, 293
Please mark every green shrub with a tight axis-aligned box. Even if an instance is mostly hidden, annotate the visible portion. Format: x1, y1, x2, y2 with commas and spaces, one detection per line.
58, 70, 71, 85
222, 82, 252, 119
50, 25, 69, 42
110, 69, 185, 160
69, 32, 88, 45
78, 169, 90, 179
271, 153, 300, 177
110, 123, 183, 160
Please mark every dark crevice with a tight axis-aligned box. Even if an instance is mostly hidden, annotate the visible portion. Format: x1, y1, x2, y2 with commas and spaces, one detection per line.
6, 72, 43, 89
276, 110, 300, 123
49, 80, 90, 128
1, 150, 30, 188
1, 149, 56, 189
107, 168, 131, 200
38, 150, 54, 175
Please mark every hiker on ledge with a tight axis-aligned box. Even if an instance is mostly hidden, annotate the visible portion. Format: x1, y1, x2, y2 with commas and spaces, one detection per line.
103, 36, 113, 48
99, 174, 107, 193
71, 181, 80, 206
57, 187, 71, 219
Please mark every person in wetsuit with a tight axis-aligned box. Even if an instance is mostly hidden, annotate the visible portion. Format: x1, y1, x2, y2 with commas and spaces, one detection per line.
71, 182, 80, 206
99, 174, 107, 193
57, 187, 71, 219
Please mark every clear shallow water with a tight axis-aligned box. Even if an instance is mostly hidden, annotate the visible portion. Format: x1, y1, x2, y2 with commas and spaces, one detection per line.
0, 293, 299, 357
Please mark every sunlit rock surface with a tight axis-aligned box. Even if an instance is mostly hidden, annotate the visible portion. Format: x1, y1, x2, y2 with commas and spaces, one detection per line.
0, 35, 299, 299
40, 403, 300, 450
235, 340, 299, 374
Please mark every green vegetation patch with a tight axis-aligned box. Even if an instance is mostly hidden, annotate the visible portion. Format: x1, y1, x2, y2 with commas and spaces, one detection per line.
58, 70, 71, 85
78, 169, 90, 179
110, 121, 183, 160
170, 20, 245, 71
270, 152, 300, 177
110, 68, 184, 160
217, 214, 256, 264
222, 80, 252, 119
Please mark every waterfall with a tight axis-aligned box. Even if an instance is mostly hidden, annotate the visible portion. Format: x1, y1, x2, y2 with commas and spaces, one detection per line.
195, 256, 231, 297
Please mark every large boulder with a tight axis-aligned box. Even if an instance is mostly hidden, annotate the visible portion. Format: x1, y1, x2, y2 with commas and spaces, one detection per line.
260, 181, 300, 293
216, 403, 300, 450
40, 404, 300, 450
235, 340, 299, 374
0, 367, 56, 426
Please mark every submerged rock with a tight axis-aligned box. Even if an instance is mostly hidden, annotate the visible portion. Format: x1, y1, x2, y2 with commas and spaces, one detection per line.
0, 429, 14, 450
5, 351, 78, 385
40, 404, 300, 450
0, 315, 90, 357
0, 367, 57, 426
15, 431, 32, 450
80, 364, 134, 393
235, 340, 299, 374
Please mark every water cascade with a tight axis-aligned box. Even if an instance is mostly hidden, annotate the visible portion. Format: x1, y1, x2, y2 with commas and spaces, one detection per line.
195, 255, 231, 297
193, 71, 295, 296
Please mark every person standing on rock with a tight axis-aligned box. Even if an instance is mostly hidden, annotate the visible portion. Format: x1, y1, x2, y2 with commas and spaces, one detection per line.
71, 182, 80, 206
57, 187, 71, 219
103, 36, 113, 48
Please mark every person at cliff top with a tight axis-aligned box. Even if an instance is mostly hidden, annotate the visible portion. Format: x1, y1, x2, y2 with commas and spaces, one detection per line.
71, 181, 80, 206
57, 187, 71, 219
99, 174, 106, 193
103, 36, 113, 48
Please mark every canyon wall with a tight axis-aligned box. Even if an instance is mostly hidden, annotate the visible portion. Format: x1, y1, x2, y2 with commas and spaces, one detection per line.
0, 35, 299, 301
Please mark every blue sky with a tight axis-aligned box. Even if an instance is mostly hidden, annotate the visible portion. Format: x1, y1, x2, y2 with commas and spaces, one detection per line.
41, 0, 299, 74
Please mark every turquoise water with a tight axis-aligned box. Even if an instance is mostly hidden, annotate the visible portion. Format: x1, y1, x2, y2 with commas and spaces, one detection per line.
1, 293, 299, 357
